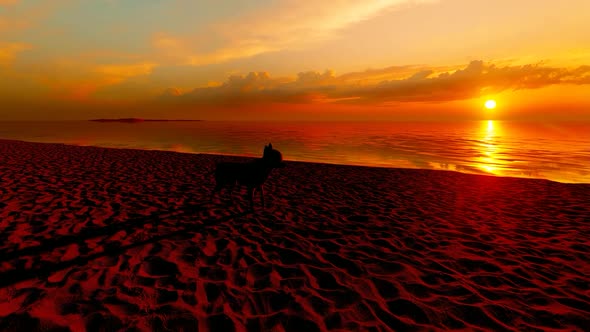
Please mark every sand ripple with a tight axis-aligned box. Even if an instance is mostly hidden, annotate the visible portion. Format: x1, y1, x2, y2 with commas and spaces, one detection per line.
0, 139, 589, 331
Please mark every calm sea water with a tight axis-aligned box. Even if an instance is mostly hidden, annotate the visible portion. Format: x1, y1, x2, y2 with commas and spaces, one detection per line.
0, 121, 588, 183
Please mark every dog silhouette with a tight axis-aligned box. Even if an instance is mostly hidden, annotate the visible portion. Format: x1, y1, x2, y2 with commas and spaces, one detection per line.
210, 143, 285, 210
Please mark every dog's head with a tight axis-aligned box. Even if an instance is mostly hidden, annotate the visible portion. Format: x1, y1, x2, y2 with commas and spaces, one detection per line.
262, 143, 286, 168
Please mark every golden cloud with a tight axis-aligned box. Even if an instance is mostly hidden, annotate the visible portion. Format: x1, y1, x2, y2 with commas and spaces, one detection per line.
152, 0, 439, 66
0, 42, 31, 65
160, 61, 590, 106
95, 62, 157, 85
0, 1, 70, 35
59, 62, 157, 100
18, 60, 159, 101
0, 0, 19, 5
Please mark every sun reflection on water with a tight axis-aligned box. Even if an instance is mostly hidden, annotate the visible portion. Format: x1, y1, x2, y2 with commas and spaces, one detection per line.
479, 120, 500, 174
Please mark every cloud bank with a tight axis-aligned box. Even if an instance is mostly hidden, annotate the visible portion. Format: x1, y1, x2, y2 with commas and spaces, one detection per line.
161, 61, 590, 106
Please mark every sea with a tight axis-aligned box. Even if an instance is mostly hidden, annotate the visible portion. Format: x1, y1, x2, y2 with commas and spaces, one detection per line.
0, 120, 588, 184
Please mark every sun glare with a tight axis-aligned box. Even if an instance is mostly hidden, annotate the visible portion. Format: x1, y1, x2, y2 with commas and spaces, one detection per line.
485, 100, 497, 110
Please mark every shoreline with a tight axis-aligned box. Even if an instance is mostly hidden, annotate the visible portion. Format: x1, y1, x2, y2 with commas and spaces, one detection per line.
0, 139, 589, 331
1, 138, 585, 185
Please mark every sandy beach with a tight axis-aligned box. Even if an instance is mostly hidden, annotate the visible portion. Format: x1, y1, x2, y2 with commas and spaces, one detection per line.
0, 139, 589, 331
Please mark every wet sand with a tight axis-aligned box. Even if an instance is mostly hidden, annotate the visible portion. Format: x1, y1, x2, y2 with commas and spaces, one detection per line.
0, 139, 589, 331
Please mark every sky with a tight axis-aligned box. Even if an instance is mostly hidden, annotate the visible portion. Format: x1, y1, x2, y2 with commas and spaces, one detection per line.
1, 0, 589, 121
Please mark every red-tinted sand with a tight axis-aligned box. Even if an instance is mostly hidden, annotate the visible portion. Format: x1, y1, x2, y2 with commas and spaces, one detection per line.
0, 139, 589, 331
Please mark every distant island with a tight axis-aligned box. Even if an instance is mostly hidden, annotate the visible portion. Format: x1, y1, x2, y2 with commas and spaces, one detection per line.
89, 118, 203, 123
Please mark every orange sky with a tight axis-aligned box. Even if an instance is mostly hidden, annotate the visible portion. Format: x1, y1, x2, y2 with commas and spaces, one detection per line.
1, 0, 589, 121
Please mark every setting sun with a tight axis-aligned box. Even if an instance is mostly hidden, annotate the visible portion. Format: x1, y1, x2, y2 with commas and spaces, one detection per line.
485, 100, 497, 110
